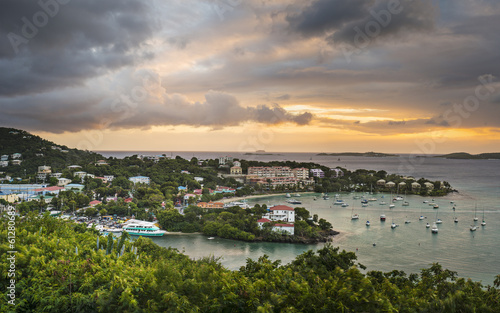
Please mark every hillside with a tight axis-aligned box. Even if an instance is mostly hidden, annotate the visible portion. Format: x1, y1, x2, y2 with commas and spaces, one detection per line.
0, 127, 104, 177
435, 152, 500, 159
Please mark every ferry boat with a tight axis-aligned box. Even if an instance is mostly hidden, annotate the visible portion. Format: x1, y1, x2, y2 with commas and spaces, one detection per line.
122, 220, 167, 237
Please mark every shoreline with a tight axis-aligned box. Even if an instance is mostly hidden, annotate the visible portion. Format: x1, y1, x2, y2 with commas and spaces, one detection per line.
220, 192, 316, 204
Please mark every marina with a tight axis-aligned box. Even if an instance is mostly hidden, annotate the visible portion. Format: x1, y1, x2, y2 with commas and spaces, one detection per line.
138, 153, 500, 287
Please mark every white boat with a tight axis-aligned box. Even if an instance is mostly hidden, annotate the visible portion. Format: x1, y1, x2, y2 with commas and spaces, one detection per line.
473, 204, 479, 221
380, 214, 386, 221
436, 219, 442, 224
394, 196, 404, 201
391, 222, 398, 229
405, 218, 411, 224
433, 204, 439, 209
362, 203, 368, 207
224, 201, 251, 209
379, 201, 387, 205
366, 220, 370, 226
351, 206, 359, 220
453, 217, 458, 223
294, 193, 301, 197
389, 204, 395, 209
286, 193, 291, 198
287, 199, 302, 204
368, 197, 378, 202
431, 222, 438, 233
426, 222, 430, 228
423, 200, 429, 204
207, 237, 215, 240
402, 201, 410, 206
102, 227, 123, 234
334, 199, 344, 205
481, 207, 486, 226
470, 225, 477, 231
419, 216, 425, 220
122, 220, 167, 237
341, 203, 349, 207
323, 194, 330, 200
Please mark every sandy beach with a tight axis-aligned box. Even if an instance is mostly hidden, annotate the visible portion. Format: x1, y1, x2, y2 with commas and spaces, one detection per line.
220, 192, 316, 204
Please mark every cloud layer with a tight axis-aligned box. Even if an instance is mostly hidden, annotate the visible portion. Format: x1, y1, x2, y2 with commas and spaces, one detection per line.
0, 0, 499, 146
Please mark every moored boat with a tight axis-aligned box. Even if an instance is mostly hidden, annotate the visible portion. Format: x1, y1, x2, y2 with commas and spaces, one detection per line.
122, 220, 167, 237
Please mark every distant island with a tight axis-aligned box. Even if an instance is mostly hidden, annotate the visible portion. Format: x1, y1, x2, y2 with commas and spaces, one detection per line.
317, 152, 398, 157
244, 152, 281, 155
435, 152, 500, 160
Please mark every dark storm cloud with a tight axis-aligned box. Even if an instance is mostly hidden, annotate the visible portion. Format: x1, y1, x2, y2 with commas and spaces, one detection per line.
286, 0, 372, 37
329, 0, 437, 45
0, 78, 314, 133
0, 0, 155, 96
285, 0, 437, 45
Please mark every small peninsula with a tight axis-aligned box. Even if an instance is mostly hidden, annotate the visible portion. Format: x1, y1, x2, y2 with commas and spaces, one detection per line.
317, 152, 398, 157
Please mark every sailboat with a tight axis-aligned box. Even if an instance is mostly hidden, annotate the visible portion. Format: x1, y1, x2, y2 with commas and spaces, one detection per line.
473, 204, 479, 222
470, 224, 477, 231
351, 204, 359, 220
435, 210, 442, 224
431, 222, 439, 233
402, 191, 409, 206
481, 208, 486, 226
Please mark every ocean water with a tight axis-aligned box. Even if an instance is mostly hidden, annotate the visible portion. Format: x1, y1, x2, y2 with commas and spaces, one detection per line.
103, 151, 500, 285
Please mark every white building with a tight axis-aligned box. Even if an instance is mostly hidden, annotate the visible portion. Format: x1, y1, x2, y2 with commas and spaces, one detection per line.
0, 161, 8, 167
273, 224, 295, 235
293, 168, 309, 180
310, 169, 324, 178
264, 205, 295, 223
218, 156, 233, 165
129, 176, 150, 185
257, 218, 295, 235
57, 178, 72, 187
104, 175, 114, 182
73, 171, 87, 178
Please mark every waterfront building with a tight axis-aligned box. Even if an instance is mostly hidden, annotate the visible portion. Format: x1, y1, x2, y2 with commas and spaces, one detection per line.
310, 169, 324, 178
293, 168, 309, 180
264, 205, 295, 223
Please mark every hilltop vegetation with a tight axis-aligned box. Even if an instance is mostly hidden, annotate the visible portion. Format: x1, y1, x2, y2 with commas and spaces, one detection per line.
1, 214, 499, 312
435, 152, 500, 159
155, 205, 336, 243
0, 127, 103, 176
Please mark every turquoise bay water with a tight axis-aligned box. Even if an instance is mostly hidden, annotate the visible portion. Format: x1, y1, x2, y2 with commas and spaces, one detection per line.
105, 151, 500, 286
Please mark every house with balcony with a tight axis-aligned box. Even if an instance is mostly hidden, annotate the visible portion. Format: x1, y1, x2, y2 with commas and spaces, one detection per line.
263, 205, 295, 223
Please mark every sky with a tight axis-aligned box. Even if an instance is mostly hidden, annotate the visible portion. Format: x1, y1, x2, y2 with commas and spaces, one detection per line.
1, 0, 499, 154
